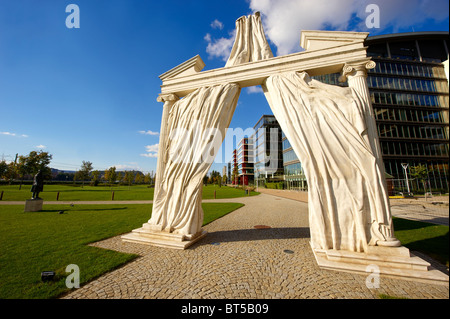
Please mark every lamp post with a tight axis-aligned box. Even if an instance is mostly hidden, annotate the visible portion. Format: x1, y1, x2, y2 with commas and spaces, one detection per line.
401, 163, 411, 195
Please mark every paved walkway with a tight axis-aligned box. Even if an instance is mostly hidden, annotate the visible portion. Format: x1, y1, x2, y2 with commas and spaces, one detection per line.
61, 193, 449, 300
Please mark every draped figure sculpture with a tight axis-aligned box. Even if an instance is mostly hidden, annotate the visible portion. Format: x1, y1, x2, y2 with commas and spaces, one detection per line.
145, 12, 270, 240
225, 12, 400, 252
147, 84, 240, 238
226, 11, 273, 67
262, 71, 401, 252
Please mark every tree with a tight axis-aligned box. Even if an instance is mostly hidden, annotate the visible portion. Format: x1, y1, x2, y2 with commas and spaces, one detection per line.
2, 151, 52, 187
231, 165, 238, 185
0, 160, 8, 179
91, 170, 100, 186
210, 170, 221, 186
410, 164, 430, 193
24, 151, 52, 176
124, 171, 134, 187
117, 172, 123, 185
144, 173, 151, 185
103, 168, 110, 185
17, 155, 31, 189
135, 172, 143, 184
78, 161, 93, 188
107, 166, 117, 187
3, 162, 16, 184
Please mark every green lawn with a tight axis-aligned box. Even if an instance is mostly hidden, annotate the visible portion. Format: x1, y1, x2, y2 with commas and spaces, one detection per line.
0, 202, 243, 299
1, 202, 446, 299
392, 217, 449, 267
0, 184, 259, 201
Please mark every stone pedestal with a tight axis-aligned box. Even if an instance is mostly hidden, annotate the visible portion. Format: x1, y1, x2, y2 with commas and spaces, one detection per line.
121, 224, 207, 250
24, 199, 43, 212
311, 242, 449, 285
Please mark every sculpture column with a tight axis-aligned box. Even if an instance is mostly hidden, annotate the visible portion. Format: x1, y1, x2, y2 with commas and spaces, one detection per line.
340, 59, 382, 161
340, 59, 400, 247
154, 93, 179, 195
339, 59, 376, 106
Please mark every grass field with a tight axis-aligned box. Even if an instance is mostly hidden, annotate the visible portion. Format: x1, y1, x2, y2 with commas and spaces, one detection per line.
392, 217, 449, 267
0, 202, 243, 299
0, 184, 259, 201
0, 195, 447, 299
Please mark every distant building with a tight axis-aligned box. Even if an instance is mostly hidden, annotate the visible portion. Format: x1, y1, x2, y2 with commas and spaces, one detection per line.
237, 137, 254, 186
281, 131, 308, 191
222, 165, 227, 181
252, 115, 284, 186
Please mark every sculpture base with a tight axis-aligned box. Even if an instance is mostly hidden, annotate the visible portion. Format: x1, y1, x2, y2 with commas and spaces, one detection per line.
311, 242, 448, 285
24, 199, 43, 212
121, 224, 207, 250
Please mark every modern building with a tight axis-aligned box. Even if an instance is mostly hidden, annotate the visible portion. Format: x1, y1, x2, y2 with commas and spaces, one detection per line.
283, 31, 449, 193
236, 137, 254, 186
281, 131, 308, 191
252, 115, 285, 187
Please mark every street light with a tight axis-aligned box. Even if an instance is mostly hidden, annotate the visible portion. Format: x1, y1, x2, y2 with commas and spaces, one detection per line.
401, 163, 411, 195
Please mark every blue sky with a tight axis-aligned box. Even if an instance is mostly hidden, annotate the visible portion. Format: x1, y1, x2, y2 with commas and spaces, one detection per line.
0, 0, 448, 174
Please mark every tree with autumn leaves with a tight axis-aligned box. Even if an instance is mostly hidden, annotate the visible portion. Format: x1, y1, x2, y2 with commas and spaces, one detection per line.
0, 151, 52, 188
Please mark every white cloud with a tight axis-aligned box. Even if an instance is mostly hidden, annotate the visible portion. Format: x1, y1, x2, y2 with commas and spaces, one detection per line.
249, 0, 358, 55
246, 86, 264, 94
35, 145, 46, 149
140, 144, 159, 158
0, 131, 16, 136
1, 131, 28, 137
249, 0, 449, 55
139, 130, 159, 136
211, 19, 224, 30
204, 33, 212, 42
205, 30, 236, 61
114, 163, 142, 171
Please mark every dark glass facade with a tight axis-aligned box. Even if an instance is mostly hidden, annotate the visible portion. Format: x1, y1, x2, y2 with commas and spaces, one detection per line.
252, 115, 284, 185
283, 32, 449, 192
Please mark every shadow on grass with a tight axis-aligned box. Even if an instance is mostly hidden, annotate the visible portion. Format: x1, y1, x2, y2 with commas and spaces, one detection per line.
28, 207, 129, 213
404, 232, 449, 268
393, 217, 438, 231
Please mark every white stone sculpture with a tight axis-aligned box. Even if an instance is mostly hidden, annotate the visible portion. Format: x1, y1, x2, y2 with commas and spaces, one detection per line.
226, 11, 273, 67
120, 13, 448, 283
147, 84, 240, 237
262, 71, 400, 253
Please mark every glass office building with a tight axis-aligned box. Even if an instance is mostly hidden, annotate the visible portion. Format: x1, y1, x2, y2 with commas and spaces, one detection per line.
284, 31, 449, 192
253, 115, 284, 186
282, 131, 308, 191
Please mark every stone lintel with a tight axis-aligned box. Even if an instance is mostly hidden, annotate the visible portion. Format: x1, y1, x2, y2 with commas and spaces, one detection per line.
160, 41, 369, 97
300, 30, 369, 51
159, 55, 206, 81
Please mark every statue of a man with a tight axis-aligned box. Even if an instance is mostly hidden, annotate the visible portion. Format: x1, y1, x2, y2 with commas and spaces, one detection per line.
31, 169, 44, 199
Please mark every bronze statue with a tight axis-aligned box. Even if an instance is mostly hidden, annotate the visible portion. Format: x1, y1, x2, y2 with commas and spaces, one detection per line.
31, 169, 44, 199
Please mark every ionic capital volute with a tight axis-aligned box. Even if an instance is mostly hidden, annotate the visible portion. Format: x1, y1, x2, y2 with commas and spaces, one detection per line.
157, 93, 179, 103
339, 59, 376, 83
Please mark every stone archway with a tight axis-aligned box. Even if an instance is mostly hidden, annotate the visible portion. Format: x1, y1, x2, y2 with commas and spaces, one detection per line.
121, 13, 448, 284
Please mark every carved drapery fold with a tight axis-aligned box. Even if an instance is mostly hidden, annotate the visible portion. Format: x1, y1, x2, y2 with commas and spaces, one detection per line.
225, 12, 273, 67
148, 84, 241, 237
262, 71, 400, 252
